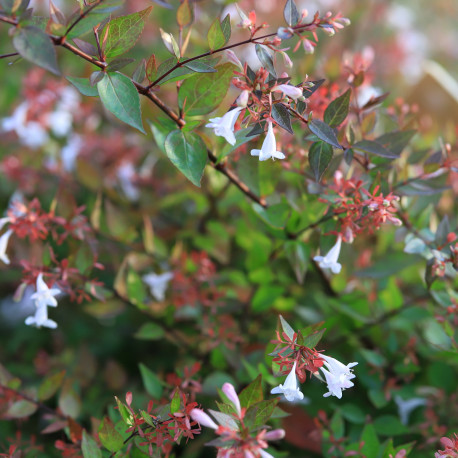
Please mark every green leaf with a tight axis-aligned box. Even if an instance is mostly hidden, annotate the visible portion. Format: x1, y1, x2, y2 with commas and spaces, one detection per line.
164, 130, 207, 187
376, 130, 416, 156
97, 72, 145, 133
115, 396, 133, 425
284, 0, 299, 26
302, 328, 325, 348
58, 381, 81, 418
218, 127, 255, 162
170, 389, 181, 414
176, 0, 192, 27
178, 63, 234, 116
284, 241, 309, 283
38, 370, 66, 401
66, 76, 99, 97
6, 399, 37, 418
102, 7, 152, 59
253, 203, 291, 229
134, 322, 165, 340
353, 140, 397, 159
330, 411, 345, 439
279, 315, 295, 340
126, 269, 147, 308
238, 375, 263, 409
255, 44, 276, 78
252, 285, 284, 312
99, 417, 124, 452
309, 141, 334, 181
245, 399, 278, 428
360, 424, 380, 458
82, 430, 102, 458
373, 415, 409, 436
207, 17, 225, 50
13, 26, 60, 75
309, 120, 341, 149
324, 89, 351, 127
139, 363, 163, 399
184, 60, 216, 73
271, 103, 293, 134
66, 1, 123, 39
221, 14, 231, 44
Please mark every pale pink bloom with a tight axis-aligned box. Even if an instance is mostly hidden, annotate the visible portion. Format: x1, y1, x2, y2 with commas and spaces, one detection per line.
222, 383, 242, 416
274, 84, 303, 100
190, 408, 219, 430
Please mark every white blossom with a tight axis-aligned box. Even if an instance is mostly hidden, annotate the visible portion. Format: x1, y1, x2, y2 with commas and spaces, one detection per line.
190, 408, 219, 430
0, 229, 13, 265
274, 84, 303, 100
271, 361, 304, 402
142, 271, 174, 301
117, 162, 140, 201
206, 107, 243, 146
30, 273, 61, 309
319, 354, 357, 399
394, 395, 426, 425
250, 122, 285, 161
314, 235, 342, 274
25, 303, 58, 329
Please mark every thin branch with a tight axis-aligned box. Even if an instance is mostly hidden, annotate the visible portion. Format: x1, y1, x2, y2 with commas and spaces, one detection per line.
0, 51, 19, 59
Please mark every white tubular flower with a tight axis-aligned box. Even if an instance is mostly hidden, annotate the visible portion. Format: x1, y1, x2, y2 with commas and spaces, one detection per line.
271, 361, 304, 402
394, 396, 426, 425
30, 273, 61, 308
313, 235, 342, 274
0, 229, 14, 265
222, 382, 242, 416
25, 304, 58, 329
319, 354, 357, 399
274, 84, 303, 100
250, 123, 286, 162
142, 272, 174, 301
259, 450, 275, 458
206, 107, 244, 146
190, 408, 219, 430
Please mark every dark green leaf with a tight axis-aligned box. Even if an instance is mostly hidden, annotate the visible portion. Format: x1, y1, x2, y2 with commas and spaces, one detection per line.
102, 7, 152, 59
324, 89, 351, 127
353, 140, 397, 158
134, 322, 165, 340
253, 203, 291, 229
435, 215, 450, 246
218, 127, 255, 162
283, 0, 299, 26
99, 417, 124, 453
106, 57, 135, 71
303, 79, 325, 98
13, 26, 59, 75
82, 431, 102, 458
271, 103, 293, 134
67, 76, 99, 97
302, 328, 325, 348
97, 72, 145, 133
221, 14, 231, 43
247, 121, 266, 138
178, 63, 234, 116
255, 44, 276, 78
279, 315, 295, 340
139, 363, 163, 399
309, 119, 341, 149
309, 141, 334, 181
164, 130, 207, 187
246, 399, 278, 428
284, 241, 309, 283
376, 130, 416, 156
238, 375, 263, 409
252, 285, 284, 312
132, 59, 146, 83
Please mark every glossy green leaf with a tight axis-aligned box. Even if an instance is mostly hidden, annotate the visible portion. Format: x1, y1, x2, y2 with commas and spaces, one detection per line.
164, 130, 208, 187
178, 63, 234, 116
102, 7, 152, 59
279, 315, 295, 340
97, 72, 145, 133
353, 139, 398, 158
309, 141, 334, 181
67, 76, 99, 97
255, 44, 276, 78
271, 103, 293, 134
324, 89, 351, 127
139, 363, 163, 399
13, 26, 60, 75
309, 119, 341, 149
376, 130, 416, 156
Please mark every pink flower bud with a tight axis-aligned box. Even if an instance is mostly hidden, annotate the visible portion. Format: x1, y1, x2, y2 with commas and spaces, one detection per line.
303, 39, 315, 54
322, 27, 336, 37
236, 90, 249, 108
190, 408, 218, 429
222, 383, 242, 416
225, 50, 243, 71
264, 429, 286, 440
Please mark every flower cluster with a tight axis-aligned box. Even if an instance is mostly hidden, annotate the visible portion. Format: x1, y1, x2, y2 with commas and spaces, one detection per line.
191, 383, 285, 458
435, 434, 458, 458
269, 317, 358, 400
